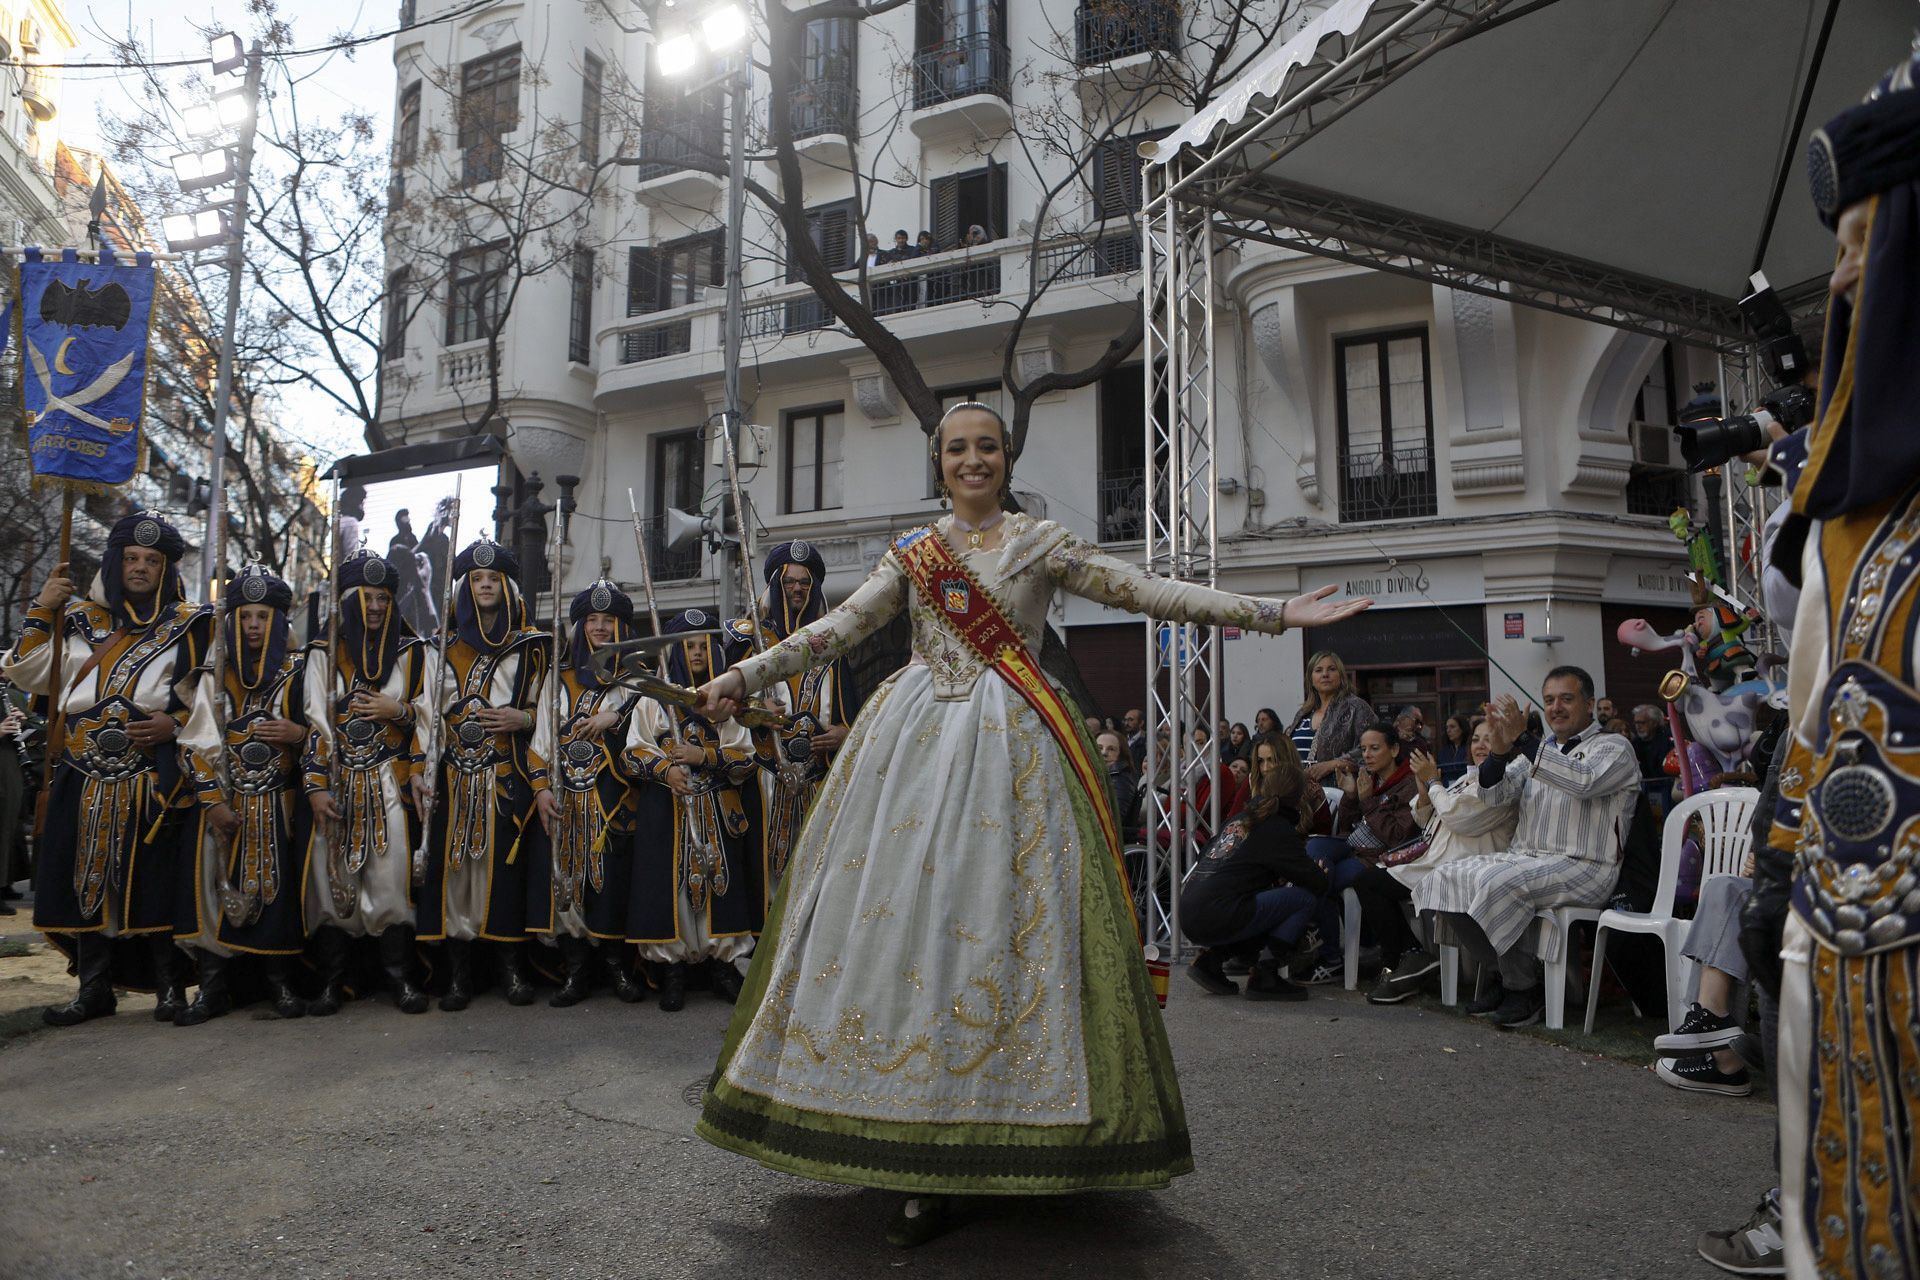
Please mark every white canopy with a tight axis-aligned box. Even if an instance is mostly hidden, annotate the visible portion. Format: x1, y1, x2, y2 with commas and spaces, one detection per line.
1147, 0, 1916, 343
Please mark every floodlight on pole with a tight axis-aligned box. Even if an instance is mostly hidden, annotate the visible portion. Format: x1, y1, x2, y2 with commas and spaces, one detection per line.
210, 32, 245, 75
170, 147, 237, 192
183, 102, 220, 137
656, 33, 698, 77
160, 207, 233, 252
214, 87, 252, 129
701, 4, 749, 50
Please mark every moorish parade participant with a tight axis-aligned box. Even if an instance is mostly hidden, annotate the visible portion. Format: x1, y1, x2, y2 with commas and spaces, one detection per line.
417, 536, 548, 1011
528, 579, 647, 1006
692, 402, 1371, 1245
175, 564, 311, 1025
6, 511, 211, 1026
303, 549, 434, 1016
625, 608, 766, 1013
724, 540, 861, 910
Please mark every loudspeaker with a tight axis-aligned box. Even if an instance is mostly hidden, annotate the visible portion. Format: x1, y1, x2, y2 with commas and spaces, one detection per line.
663, 506, 708, 552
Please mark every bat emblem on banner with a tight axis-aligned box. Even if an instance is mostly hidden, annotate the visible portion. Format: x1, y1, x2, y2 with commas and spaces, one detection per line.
38, 277, 133, 330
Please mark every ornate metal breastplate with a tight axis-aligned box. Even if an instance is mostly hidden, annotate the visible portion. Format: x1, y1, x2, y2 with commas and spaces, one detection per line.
65, 695, 149, 780
447, 695, 504, 775
227, 710, 292, 795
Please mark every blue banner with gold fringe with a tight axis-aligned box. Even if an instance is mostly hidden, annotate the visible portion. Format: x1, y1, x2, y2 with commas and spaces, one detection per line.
18, 246, 154, 490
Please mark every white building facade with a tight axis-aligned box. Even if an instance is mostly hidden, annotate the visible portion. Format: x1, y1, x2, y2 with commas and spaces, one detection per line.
381, 0, 1706, 725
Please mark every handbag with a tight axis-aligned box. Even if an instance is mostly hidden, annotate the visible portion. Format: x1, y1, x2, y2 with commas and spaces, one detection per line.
1377, 836, 1431, 868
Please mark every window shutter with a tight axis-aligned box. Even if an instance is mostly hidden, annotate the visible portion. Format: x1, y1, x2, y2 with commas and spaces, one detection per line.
628, 247, 661, 315
818, 204, 853, 270
705, 230, 726, 286
930, 174, 959, 248
987, 160, 1007, 238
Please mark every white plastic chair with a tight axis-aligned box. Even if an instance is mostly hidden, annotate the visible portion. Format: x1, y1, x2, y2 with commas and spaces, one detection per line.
1582, 786, 1758, 1035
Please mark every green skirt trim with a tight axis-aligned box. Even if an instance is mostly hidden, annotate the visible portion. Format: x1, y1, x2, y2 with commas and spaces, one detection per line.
697, 766, 1193, 1195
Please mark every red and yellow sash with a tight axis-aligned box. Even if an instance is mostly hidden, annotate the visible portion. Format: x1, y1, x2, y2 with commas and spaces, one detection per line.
894, 526, 1134, 932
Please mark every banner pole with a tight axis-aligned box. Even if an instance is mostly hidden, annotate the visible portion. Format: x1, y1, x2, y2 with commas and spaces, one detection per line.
30, 488, 74, 842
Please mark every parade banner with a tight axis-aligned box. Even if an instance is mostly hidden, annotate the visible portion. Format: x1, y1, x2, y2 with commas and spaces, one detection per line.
17, 246, 155, 490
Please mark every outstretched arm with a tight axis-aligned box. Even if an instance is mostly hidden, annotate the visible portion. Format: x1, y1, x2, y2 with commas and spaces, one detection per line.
701, 557, 907, 716
1047, 533, 1371, 633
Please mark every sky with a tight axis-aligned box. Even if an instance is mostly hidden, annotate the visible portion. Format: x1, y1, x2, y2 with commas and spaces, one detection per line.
62, 1, 400, 461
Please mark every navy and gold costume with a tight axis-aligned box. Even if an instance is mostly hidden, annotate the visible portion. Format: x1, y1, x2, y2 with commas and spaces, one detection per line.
724, 540, 862, 913
624, 608, 774, 1010
3, 510, 212, 1025
302, 549, 434, 1015
527, 579, 646, 1004
1770, 46, 1920, 1279
417, 537, 549, 1009
175, 565, 311, 1024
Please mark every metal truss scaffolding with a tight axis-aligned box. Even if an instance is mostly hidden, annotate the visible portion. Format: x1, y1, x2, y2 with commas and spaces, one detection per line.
1138, 177, 1220, 953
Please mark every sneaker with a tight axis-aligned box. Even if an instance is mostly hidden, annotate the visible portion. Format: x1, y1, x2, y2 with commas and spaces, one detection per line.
1243, 962, 1310, 1002
1657, 1053, 1752, 1096
1655, 1002, 1743, 1052
1696, 1188, 1785, 1275
1367, 948, 1439, 1005
1295, 962, 1343, 986
1466, 977, 1507, 1017
1186, 950, 1238, 996
1491, 984, 1545, 1028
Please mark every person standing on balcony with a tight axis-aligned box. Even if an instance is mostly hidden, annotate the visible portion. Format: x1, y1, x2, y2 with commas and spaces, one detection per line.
915, 230, 937, 256
863, 233, 884, 269
415, 537, 549, 1011
690, 401, 1372, 1246
963, 223, 989, 248
887, 229, 911, 263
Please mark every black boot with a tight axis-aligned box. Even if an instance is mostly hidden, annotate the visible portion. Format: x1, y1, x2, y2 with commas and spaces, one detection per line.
439, 939, 473, 1012
174, 950, 232, 1027
658, 961, 688, 1012
708, 956, 744, 1004
379, 928, 429, 1015
549, 936, 593, 1007
600, 941, 644, 1004
43, 933, 116, 1027
150, 935, 188, 1023
497, 943, 536, 1007
306, 927, 352, 1017
264, 957, 307, 1019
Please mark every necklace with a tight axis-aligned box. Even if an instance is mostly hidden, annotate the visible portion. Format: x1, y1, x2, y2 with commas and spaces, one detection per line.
950, 510, 1006, 551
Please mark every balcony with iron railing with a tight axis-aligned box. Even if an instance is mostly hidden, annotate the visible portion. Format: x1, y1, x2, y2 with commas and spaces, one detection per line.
1338, 445, 1438, 522
632, 104, 726, 205
788, 77, 857, 142
910, 33, 1012, 138
596, 233, 1136, 396
1098, 468, 1148, 543
1074, 0, 1181, 65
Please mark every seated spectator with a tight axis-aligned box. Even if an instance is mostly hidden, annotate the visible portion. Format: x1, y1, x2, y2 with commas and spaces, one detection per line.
1630, 703, 1674, 821
1394, 705, 1431, 755
1653, 862, 1757, 1097
1435, 713, 1473, 784
1225, 722, 1253, 763
1180, 734, 1333, 1001
1605, 717, 1630, 737
1293, 649, 1373, 777
1252, 707, 1281, 738
915, 230, 937, 256
1414, 669, 1640, 1029
1096, 730, 1140, 830
1294, 723, 1425, 986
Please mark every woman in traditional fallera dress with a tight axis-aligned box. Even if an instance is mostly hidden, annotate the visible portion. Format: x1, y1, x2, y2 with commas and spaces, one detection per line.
693, 403, 1371, 1244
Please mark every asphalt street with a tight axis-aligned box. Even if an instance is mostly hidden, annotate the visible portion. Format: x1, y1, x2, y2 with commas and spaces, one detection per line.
0, 950, 1776, 1280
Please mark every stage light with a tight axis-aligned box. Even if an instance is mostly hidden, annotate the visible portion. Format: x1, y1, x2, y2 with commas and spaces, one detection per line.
161, 207, 233, 252
210, 32, 245, 75
183, 102, 219, 137
170, 147, 236, 192
656, 32, 698, 77
702, 5, 748, 50
214, 87, 252, 128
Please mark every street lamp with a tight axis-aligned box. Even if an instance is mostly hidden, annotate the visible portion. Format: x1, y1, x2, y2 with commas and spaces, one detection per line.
654, 4, 753, 626
160, 32, 263, 595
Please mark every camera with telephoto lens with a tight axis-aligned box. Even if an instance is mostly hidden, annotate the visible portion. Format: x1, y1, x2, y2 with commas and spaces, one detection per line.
1674, 281, 1814, 473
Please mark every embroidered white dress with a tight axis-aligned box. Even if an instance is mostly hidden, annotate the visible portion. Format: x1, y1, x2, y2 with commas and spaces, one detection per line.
697, 514, 1290, 1194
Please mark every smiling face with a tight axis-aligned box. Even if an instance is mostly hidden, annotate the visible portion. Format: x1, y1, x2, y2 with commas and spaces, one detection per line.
120, 545, 166, 597
1469, 720, 1493, 766
469, 568, 504, 610
582, 611, 617, 647
938, 407, 1007, 507
359, 586, 393, 632
235, 603, 274, 649
1541, 673, 1593, 740
1360, 728, 1397, 774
